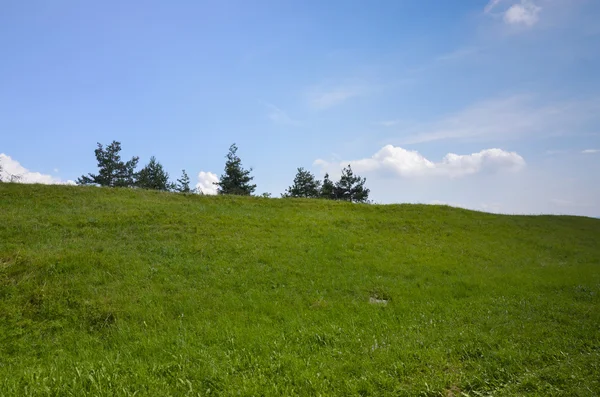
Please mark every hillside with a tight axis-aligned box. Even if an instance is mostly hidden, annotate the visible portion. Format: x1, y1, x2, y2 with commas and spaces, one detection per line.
1, 183, 599, 396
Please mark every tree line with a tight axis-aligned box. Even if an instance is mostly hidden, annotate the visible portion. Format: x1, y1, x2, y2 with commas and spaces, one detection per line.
66, 140, 369, 202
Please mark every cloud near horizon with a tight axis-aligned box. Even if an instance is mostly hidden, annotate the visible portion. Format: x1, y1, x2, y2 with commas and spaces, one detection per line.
314, 145, 526, 178
196, 171, 219, 195
0, 154, 74, 185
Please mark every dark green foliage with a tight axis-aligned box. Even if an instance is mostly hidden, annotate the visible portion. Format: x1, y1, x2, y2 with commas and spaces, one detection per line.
175, 169, 191, 193
320, 173, 335, 199
214, 143, 256, 196
77, 141, 139, 187
334, 164, 370, 203
283, 167, 322, 198
136, 156, 173, 191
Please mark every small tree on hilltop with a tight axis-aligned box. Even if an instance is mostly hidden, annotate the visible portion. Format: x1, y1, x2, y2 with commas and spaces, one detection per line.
334, 164, 370, 203
175, 169, 191, 193
319, 173, 335, 200
77, 141, 139, 187
136, 156, 173, 191
214, 143, 256, 195
283, 167, 321, 198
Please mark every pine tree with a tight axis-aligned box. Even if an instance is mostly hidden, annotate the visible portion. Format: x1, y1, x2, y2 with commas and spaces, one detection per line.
176, 169, 191, 193
77, 141, 139, 187
136, 156, 172, 191
334, 164, 370, 203
320, 173, 335, 199
283, 168, 321, 198
214, 143, 256, 195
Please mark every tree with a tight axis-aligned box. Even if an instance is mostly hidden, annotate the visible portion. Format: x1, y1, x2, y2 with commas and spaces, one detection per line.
175, 169, 191, 193
0, 162, 3, 182
320, 173, 335, 199
214, 143, 256, 195
136, 156, 173, 191
283, 168, 321, 198
77, 141, 139, 187
334, 164, 370, 203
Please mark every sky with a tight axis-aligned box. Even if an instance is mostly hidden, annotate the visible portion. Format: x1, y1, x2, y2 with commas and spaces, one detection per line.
1, 0, 599, 216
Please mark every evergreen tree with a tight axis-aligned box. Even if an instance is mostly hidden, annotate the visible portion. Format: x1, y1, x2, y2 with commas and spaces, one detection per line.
214, 143, 256, 195
283, 168, 321, 198
320, 173, 335, 199
136, 156, 172, 191
334, 164, 370, 203
77, 141, 139, 187
175, 169, 191, 193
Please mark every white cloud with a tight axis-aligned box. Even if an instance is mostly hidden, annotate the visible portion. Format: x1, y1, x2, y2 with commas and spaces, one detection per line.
0, 153, 74, 184
582, 149, 599, 154
399, 95, 600, 144
504, 1, 541, 26
196, 171, 219, 195
266, 103, 297, 125
314, 145, 525, 178
485, 0, 542, 27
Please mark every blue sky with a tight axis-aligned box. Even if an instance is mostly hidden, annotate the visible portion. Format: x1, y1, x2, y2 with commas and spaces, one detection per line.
1, 0, 599, 216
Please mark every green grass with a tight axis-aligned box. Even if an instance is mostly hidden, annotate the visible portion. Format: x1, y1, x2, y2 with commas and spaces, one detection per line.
1, 183, 599, 396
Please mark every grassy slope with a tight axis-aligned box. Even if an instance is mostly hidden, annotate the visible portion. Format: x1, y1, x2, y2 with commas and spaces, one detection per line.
0, 183, 599, 396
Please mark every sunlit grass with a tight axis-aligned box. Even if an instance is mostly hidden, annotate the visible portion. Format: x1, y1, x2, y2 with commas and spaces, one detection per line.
1, 183, 599, 396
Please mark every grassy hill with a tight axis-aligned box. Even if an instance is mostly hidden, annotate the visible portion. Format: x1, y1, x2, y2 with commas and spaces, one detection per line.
1, 183, 599, 396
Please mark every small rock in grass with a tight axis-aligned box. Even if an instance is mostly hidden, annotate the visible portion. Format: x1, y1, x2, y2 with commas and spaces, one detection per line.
369, 297, 388, 305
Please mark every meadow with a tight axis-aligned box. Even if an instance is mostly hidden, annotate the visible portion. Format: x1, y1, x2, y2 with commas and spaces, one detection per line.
0, 183, 599, 396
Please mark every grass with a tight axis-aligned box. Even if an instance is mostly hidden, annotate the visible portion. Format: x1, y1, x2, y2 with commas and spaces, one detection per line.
0, 183, 599, 396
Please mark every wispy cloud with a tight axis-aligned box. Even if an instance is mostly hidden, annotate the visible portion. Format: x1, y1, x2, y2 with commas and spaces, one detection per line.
377, 120, 402, 127
484, 0, 505, 14
435, 47, 480, 62
314, 145, 525, 179
265, 103, 297, 125
582, 149, 599, 154
306, 81, 374, 110
307, 87, 359, 110
398, 95, 600, 144
0, 153, 74, 184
